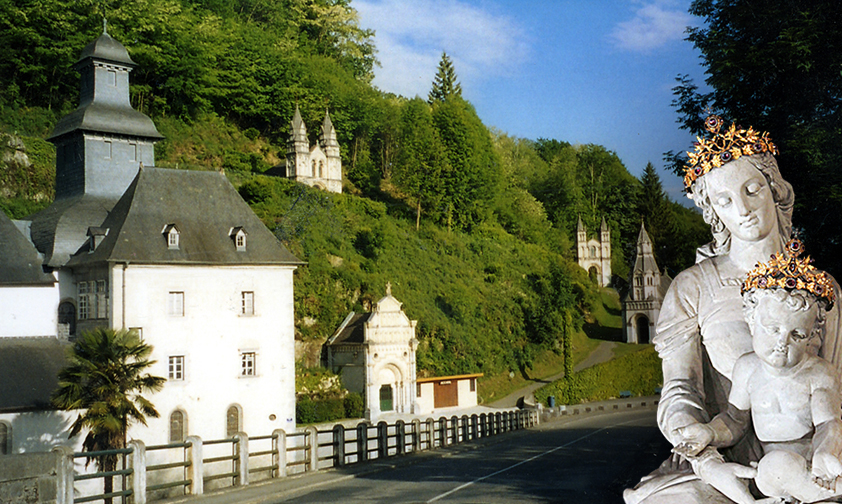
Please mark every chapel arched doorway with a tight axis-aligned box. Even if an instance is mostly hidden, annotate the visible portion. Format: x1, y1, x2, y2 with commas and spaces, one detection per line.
636, 315, 650, 344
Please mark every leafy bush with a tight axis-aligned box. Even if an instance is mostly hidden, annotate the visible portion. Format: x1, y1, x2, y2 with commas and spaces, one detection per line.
534, 347, 662, 406
296, 397, 346, 424
344, 393, 364, 419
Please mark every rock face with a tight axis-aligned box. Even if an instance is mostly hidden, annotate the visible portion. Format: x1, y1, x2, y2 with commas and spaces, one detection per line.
1, 134, 33, 197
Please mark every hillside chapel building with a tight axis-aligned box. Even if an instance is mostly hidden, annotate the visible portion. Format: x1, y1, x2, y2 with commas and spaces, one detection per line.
576, 216, 612, 287
270, 105, 342, 193
0, 27, 303, 453
622, 222, 672, 344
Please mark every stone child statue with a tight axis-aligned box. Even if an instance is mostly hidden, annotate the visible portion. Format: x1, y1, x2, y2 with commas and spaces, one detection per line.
674, 239, 842, 504
624, 117, 842, 504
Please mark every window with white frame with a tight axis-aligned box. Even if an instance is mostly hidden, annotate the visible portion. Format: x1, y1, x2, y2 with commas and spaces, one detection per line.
241, 292, 254, 315
168, 292, 184, 316
96, 280, 107, 318
78, 282, 89, 320
168, 356, 184, 380
241, 352, 256, 376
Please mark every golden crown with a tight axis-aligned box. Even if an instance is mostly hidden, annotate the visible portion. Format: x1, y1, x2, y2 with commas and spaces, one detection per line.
684, 115, 778, 190
742, 238, 835, 310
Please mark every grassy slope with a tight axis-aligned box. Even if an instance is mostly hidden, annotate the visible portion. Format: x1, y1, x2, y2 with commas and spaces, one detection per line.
1, 114, 631, 402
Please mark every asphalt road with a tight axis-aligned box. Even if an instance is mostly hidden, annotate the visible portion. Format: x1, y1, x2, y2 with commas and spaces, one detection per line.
245, 409, 671, 504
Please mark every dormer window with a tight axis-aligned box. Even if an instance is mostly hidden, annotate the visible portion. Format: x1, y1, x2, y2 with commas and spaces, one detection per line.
229, 227, 247, 252
86, 227, 109, 252
162, 224, 180, 250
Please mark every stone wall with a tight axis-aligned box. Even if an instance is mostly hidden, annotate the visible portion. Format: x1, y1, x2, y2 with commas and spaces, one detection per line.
0, 452, 58, 504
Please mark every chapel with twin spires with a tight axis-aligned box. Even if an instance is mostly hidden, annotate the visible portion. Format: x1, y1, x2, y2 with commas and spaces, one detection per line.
576, 216, 612, 287
282, 105, 343, 193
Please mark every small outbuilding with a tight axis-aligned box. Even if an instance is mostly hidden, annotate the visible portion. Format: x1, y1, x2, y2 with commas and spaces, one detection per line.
415, 373, 483, 415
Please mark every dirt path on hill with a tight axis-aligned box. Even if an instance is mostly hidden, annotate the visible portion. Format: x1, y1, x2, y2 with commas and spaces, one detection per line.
488, 341, 618, 408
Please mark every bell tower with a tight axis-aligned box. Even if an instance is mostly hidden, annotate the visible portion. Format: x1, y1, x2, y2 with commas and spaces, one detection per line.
47, 21, 163, 200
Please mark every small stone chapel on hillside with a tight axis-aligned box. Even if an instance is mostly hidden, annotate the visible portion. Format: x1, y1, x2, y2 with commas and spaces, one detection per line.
273, 105, 343, 193
622, 222, 672, 344
576, 216, 612, 287
323, 284, 481, 420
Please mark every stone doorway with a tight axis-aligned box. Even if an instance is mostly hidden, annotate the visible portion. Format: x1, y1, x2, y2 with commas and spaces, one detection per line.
636, 315, 650, 344
379, 385, 393, 412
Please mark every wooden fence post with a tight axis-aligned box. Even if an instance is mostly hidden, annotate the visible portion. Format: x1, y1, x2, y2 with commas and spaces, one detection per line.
234, 433, 249, 486
272, 429, 287, 477
357, 423, 368, 462
185, 436, 203, 496
333, 424, 345, 467
395, 420, 405, 455
377, 421, 389, 459
306, 426, 319, 472
128, 440, 147, 504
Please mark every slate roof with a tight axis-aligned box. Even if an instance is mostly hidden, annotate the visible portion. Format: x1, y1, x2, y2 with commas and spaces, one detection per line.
66, 167, 303, 266
49, 102, 164, 141
632, 223, 659, 275
326, 312, 371, 345
0, 211, 55, 286
48, 31, 163, 142
0, 338, 68, 413
27, 194, 120, 267
76, 31, 136, 67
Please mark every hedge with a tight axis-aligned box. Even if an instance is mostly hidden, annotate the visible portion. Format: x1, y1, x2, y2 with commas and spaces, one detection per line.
534, 347, 662, 406
296, 393, 367, 424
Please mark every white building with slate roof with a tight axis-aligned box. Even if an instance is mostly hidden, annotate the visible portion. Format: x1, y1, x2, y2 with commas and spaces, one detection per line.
0, 27, 302, 451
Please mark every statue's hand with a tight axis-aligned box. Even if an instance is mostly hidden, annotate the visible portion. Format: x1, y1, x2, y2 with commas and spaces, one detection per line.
673, 423, 714, 458
811, 450, 842, 491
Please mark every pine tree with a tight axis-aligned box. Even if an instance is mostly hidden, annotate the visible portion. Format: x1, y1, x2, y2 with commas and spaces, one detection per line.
428, 52, 462, 103
638, 162, 674, 271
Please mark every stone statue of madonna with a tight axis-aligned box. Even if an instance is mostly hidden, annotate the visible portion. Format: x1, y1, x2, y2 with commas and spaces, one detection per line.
625, 117, 842, 503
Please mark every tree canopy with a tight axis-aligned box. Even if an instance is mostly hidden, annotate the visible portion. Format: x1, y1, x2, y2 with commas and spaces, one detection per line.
670, 0, 842, 275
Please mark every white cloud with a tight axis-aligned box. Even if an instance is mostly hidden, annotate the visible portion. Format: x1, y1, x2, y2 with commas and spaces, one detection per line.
610, 1, 694, 52
356, 0, 529, 98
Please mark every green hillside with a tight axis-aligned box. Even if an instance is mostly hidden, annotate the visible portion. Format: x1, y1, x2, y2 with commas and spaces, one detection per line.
0, 0, 711, 400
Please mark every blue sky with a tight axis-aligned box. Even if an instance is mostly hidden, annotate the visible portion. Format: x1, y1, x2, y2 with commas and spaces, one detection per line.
355, 0, 708, 203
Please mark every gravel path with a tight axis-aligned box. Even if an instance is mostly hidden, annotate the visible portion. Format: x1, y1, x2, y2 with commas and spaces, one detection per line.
488, 341, 618, 408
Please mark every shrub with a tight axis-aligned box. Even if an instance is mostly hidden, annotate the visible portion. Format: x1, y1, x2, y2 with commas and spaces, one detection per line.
534, 347, 662, 406
344, 393, 364, 419
296, 396, 346, 424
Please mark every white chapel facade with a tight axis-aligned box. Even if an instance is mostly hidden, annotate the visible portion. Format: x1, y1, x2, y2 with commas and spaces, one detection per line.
283, 105, 342, 193
576, 216, 612, 287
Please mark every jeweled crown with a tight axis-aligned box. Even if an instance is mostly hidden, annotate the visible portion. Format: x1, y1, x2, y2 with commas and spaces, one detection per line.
684, 115, 778, 190
742, 238, 835, 310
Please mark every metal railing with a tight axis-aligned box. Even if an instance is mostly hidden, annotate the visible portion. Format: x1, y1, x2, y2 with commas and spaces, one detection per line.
57, 409, 537, 504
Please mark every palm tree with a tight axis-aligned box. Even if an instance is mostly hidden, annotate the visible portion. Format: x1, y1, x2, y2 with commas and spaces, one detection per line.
52, 328, 165, 503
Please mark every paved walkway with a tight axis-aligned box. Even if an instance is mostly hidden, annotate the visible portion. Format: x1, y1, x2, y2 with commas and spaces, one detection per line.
489, 341, 617, 408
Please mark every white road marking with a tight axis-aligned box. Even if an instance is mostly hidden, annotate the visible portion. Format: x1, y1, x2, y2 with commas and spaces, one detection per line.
425, 418, 638, 503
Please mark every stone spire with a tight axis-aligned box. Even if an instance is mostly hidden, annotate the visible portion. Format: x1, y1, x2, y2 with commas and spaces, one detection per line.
631, 221, 660, 300
319, 109, 339, 153
47, 29, 162, 200
286, 105, 309, 178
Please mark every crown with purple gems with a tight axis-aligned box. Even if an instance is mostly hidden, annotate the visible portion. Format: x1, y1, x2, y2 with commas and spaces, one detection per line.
684, 115, 778, 190
742, 238, 835, 310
